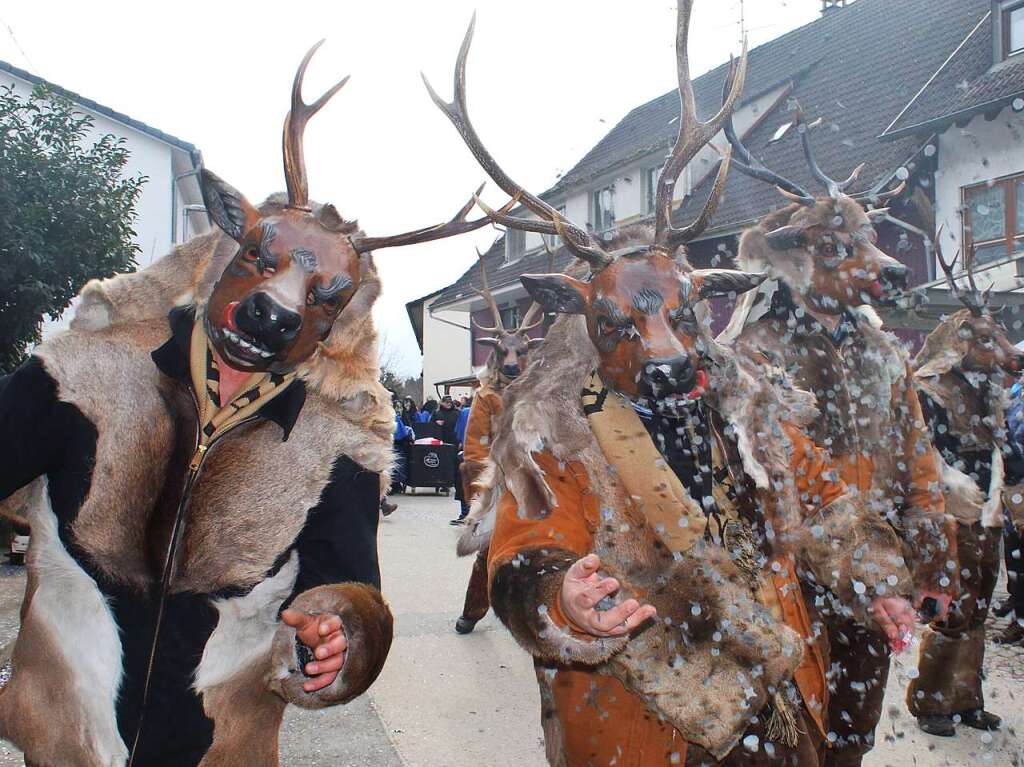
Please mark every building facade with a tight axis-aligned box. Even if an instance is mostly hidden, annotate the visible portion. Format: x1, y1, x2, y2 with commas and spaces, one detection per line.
411, 0, 1024, 389
2, 58, 208, 335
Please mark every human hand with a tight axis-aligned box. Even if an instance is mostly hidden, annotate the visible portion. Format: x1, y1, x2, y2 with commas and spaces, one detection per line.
559, 554, 657, 638
280, 609, 347, 693
869, 595, 917, 652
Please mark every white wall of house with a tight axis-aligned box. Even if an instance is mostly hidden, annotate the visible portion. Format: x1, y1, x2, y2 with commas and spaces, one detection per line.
934, 106, 1024, 291
420, 293, 472, 403
4, 71, 207, 335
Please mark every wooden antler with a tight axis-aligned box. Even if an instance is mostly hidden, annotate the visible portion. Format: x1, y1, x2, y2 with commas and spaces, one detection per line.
653, 0, 748, 253
283, 40, 350, 210
423, 13, 613, 272
471, 246, 506, 334
351, 185, 514, 252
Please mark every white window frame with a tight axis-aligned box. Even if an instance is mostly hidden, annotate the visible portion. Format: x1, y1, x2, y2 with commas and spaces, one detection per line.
504, 228, 525, 265
591, 185, 616, 232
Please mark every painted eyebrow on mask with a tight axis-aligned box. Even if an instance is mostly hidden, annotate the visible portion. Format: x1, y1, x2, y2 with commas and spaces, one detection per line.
312, 274, 353, 302
632, 287, 664, 315
291, 249, 317, 272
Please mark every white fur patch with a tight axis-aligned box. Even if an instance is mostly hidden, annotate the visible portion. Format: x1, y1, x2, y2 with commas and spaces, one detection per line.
193, 553, 299, 693
982, 447, 1005, 528
27, 480, 127, 765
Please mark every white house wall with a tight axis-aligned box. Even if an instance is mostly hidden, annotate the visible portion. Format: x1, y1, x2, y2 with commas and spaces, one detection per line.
5, 72, 206, 338
935, 106, 1024, 290
421, 294, 472, 403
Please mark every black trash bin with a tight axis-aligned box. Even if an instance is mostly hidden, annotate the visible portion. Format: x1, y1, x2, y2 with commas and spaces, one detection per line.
406, 443, 457, 494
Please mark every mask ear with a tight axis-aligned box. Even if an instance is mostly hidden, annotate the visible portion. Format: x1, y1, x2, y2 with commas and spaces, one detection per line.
521, 274, 588, 315
200, 168, 261, 241
527, 337, 545, 348
764, 225, 807, 252
476, 337, 502, 348
692, 269, 768, 301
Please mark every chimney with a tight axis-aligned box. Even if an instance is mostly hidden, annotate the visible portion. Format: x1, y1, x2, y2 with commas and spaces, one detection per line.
821, 0, 848, 14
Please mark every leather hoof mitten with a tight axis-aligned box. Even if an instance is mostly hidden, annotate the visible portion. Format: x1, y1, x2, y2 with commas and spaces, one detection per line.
917, 715, 956, 737
455, 616, 478, 635
957, 708, 1001, 731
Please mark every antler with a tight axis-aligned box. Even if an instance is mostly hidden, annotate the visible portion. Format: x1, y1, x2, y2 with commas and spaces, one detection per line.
721, 63, 816, 205
471, 246, 506, 334
794, 105, 865, 201
653, 0, 749, 253
351, 185, 514, 253
423, 13, 614, 272
934, 223, 984, 316
283, 40, 350, 210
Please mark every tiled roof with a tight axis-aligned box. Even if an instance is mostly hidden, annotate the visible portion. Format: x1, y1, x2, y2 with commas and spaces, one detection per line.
431, 0, 993, 309
881, 8, 1024, 137
0, 58, 200, 157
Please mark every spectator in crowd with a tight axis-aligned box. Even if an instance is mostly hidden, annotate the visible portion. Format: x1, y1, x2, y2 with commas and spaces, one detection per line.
384, 404, 415, 517
400, 396, 419, 428
417, 399, 438, 424
432, 395, 459, 445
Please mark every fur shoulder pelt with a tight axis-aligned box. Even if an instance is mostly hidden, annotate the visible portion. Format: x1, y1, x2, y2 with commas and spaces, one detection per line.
65, 198, 392, 443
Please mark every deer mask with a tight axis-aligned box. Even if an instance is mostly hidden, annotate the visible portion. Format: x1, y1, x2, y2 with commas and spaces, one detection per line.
721, 70, 909, 313
916, 233, 1024, 381
201, 41, 502, 375
426, 2, 761, 405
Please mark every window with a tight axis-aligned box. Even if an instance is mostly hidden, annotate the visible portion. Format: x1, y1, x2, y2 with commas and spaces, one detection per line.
643, 166, 661, 215
504, 228, 525, 265
543, 205, 566, 251
591, 185, 615, 232
963, 173, 1024, 265
499, 305, 520, 329
1003, 2, 1024, 58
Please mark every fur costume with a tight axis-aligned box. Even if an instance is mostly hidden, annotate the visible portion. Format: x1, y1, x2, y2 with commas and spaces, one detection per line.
484, 310, 911, 765
0, 203, 395, 767
907, 311, 1018, 722
724, 231, 956, 766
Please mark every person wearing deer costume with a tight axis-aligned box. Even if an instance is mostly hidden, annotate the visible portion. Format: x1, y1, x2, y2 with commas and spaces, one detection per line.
0, 42, 501, 767
904, 243, 1024, 736
719, 90, 959, 766
426, 4, 917, 764
452, 248, 544, 635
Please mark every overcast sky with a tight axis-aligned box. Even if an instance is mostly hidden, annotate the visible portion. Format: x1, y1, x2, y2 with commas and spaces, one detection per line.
1, 0, 821, 378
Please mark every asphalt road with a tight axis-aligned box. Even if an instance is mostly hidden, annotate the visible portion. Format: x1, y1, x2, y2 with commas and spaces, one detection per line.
0, 494, 1022, 765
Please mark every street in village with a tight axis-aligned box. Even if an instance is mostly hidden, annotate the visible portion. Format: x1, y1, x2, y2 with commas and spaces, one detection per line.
0, 492, 1021, 766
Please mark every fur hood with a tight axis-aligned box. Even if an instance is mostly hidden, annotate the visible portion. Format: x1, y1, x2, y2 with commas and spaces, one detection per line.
69, 197, 393, 441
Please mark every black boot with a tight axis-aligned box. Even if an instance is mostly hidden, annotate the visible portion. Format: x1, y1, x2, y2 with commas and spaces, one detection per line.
957, 708, 1001, 731
917, 715, 956, 737
455, 616, 478, 634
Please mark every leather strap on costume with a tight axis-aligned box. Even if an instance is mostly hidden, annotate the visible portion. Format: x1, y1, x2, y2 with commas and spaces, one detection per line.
581, 372, 828, 740
128, 318, 296, 766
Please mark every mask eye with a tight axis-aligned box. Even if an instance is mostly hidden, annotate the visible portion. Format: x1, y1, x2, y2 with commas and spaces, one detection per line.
244, 246, 259, 264
597, 316, 624, 337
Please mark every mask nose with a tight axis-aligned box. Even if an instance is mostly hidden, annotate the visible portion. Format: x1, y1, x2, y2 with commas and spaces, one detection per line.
500, 363, 520, 379
236, 292, 301, 349
639, 356, 696, 399
880, 263, 909, 291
